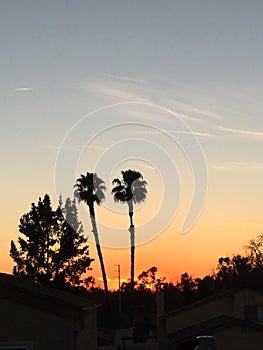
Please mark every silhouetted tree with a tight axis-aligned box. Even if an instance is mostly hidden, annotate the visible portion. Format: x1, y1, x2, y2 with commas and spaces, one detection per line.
84, 276, 97, 291
10, 194, 93, 286
215, 255, 252, 291
137, 266, 167, 292
112, 169, 147, 292
176, 272, 197, 304
195, 275, 216, 298
216, 256, 235, 290
245, 233, 263, 268
74, 172, 108, 294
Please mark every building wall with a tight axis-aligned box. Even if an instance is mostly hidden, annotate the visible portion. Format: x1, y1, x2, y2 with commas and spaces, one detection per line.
165, 290, 263, 335
159, 290, 263, 350
213, 324, 263, 350
76, 307, 97, 350
0, 297, 97, 350
166, 296, 234, 334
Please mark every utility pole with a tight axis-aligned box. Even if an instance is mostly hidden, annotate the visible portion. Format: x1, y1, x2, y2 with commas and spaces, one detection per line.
117, 264, 121, 290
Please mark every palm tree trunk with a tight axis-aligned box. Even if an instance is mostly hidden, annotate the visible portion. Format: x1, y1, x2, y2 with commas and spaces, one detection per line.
129, 225, 135, 292
89, 206, 108, 294
128, 201, 135, 290
129, 208, 134, 227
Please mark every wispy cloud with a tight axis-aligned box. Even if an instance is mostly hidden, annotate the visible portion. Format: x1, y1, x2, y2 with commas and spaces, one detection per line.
76, 78, 221, 131
209, 160, 263, 172
219, 126, 263, 138
200, 220, 263, 228
171, 100, 222, 121
96, 86, 149, 102
108, 75, 144, 84
41, 143, 85, 152
15, 87, 33, 92
140, 164, 155, 170
76, 80, 149, 103
86, 144, 108, 151
124, 103, 219, 136
139, 129, 215, 138
41, 143, 108, 152
168, 130, 215, 138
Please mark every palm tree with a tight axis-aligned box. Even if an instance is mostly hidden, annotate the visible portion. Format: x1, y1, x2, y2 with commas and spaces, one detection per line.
74, 172, 108, 293
112, 169, 147, 291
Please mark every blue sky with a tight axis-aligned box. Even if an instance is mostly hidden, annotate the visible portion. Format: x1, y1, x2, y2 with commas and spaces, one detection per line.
1, 1, 263, 285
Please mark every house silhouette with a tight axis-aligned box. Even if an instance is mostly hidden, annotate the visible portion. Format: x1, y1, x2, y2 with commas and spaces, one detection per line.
158, 288, 263, 349
0, 273, 99, 350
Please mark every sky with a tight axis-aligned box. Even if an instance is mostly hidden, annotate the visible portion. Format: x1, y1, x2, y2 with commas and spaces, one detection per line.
1, 1, 263, 290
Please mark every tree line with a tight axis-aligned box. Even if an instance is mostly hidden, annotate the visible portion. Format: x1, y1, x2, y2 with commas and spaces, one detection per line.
123, 234, 263, 311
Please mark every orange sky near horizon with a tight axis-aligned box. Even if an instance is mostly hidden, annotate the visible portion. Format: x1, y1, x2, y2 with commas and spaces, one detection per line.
2, 185, 261, 292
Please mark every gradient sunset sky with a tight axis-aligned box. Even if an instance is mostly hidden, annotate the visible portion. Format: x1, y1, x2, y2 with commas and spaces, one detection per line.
1, 1, 263, 289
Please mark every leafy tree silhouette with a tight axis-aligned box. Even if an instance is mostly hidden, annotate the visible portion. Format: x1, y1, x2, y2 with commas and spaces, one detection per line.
245, 233, 263, 268
137, 266, 167, 292
74, 172, 108, 294
10, 194, 93, 286
216, 255, 252, 291
112, 169, 147, 292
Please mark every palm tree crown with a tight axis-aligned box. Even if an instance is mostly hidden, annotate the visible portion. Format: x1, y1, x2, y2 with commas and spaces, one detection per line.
112, 169, 147, 221
74, 172, 106, 215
